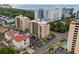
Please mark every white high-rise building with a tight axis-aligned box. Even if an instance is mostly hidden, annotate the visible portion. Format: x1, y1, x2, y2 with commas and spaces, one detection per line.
34, 9, 50, 21
49, 8, 63, 21
62, 8, 73, 18
34, 8, 73, 21
34, 8, 63, 21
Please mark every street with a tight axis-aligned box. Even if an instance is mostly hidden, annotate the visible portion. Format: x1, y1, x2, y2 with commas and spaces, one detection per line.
33, 37, 61, 54
33, 32, 67, 54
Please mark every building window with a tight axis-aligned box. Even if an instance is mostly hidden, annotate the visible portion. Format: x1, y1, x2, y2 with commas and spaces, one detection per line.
72, 41, 76, 43
72, 44, 75, 46
75, 26, 79, 27
71, 47, 74, 50
75, 28, 78, 30
24, 40, 26, 45
72, 43, 75, 45
74, 35, 77, 37
74, 32, 77, 34
72, 46, 75, 48
74, 34, 77, 36
76, 23, 79, 25
24, 42, 26, 45
74, 30, 78, 32
73, 36, 77, 38
73, 39, 76, 41
73, 37, 76, 39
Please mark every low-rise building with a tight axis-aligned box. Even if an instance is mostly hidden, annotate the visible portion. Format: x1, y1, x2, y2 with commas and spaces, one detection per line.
4, 30, 18, 41
0, 15, 15, 27
12, 34, 30, 48
3, 18, 15, 27
4, 30, 30, 49
0, 27, 8, 33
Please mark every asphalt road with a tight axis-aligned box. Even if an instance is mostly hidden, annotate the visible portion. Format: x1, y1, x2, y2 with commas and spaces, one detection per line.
22, 32, 67, 54
33, 32, 67, 54
33, 36, 61, 54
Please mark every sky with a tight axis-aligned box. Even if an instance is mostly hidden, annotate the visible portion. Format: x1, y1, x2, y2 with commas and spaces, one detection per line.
11, 4, 79, 12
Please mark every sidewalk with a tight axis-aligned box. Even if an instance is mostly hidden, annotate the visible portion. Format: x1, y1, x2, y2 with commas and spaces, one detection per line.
19, 47, 35, 54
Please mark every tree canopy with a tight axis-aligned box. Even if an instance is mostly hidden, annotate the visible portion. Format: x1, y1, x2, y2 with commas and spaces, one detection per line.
0, 7, 34, 20
0, 48, 16, 54
49, 18, 72, 33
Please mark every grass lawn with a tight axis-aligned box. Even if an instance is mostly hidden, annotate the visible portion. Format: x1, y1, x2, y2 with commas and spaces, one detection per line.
0, 47, 16, 54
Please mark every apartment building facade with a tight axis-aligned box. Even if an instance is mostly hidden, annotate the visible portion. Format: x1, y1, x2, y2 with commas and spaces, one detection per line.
15, 15, 30, 31
67, 19, 79, 53
30, 20, 50, 38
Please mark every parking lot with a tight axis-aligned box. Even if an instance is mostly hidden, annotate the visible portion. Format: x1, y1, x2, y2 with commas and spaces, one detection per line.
30, 38, 44, 47
0, 42, 5, 48
47, 35, 56, 41
52, 47, 68, 54
30, 35, 56, 47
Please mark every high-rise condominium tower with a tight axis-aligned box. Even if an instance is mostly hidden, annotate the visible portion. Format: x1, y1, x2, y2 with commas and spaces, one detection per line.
68, 19, 79, 54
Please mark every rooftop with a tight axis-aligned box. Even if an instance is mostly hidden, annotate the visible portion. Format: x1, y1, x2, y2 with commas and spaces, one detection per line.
5, 30, 18, 37
71, 20, 79, 25
0, 16, 9, 20
14, 34, 28, 42
31, 20, 48, 25
15, 15, 30, 20
0, 27, 8, 33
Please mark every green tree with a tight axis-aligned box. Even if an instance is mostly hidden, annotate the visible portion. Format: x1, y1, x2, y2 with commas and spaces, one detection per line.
54, 21, 65, 33
0, 7, 34, 20
49, 22, 55, 31
49, 19, 71, 33
0, 48, 16, 54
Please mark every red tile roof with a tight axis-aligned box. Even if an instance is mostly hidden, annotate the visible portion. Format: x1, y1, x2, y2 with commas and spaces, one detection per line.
14, 34, 28, 42
5, 30, 17, 37
0, 27, 8, 33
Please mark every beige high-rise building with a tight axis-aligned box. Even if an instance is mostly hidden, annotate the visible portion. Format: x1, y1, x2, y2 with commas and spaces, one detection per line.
67, 19, 79, 54
30, 20, 50, 38
15, 15, 30, 31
